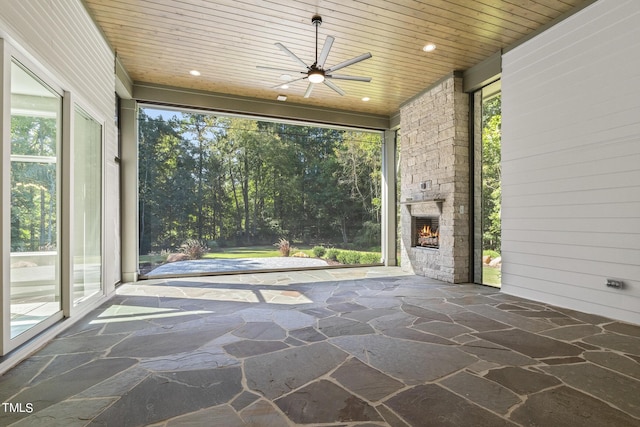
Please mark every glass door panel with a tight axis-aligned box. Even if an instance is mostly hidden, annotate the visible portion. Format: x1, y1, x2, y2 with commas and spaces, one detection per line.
10, 60, 62, 338
73, 107, 102, 304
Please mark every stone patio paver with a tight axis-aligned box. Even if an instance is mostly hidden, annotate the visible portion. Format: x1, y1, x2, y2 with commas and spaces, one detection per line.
385, 384, 516, 426
474, 328, 584, 358
510, 386, 639, 427
483, 366, 561, 395
440, 370, 521, 415
331, 357, 404, 401
583, 332, 640, 355
1, 266, 639, 426
243, 341, 347, 399
541, 363, 640, 418
331, 335, 477, 384
583, 351, 640, 380
460, 338, 539, 366
275, 380, 383, 424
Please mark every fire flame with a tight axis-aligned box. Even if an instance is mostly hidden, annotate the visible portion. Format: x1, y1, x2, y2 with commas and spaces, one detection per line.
419, 224, 439, 237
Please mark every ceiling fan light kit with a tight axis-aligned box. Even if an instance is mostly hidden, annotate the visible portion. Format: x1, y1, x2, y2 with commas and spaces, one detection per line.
307, 69, 325, 83
258, 14, 372, 98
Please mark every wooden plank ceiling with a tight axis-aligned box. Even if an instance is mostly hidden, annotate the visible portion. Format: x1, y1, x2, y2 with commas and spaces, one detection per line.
83, 0, 588, 117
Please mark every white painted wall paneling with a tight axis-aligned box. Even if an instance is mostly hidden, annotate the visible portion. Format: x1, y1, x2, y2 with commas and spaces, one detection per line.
501, 0, 640, 324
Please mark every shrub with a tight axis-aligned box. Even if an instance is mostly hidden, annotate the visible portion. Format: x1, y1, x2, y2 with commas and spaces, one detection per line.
336, 250, 361, 265
329, 250, 382, 265
335, 251, 349, 264
312, 246, 326, 258
274, 238, 291, 257
325, 248, 340, 261
359, 252, 382, 264
180, 239, 208, 259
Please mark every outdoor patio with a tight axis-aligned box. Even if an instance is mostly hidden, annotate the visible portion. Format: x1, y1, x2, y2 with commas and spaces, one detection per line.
1, 266, 639, 426
143, 256, 332, 278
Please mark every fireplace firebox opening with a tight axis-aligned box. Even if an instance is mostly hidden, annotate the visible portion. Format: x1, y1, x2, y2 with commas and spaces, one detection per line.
412, 216, 440, 249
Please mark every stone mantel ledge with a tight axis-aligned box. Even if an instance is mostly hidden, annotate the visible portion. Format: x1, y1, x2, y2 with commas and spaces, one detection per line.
400, 197, 445, 204
401, 196, 445, 213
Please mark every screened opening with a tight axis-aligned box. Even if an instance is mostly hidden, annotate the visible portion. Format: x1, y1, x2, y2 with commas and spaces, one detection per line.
473, 81, 502, 287
138, 106, 383, 277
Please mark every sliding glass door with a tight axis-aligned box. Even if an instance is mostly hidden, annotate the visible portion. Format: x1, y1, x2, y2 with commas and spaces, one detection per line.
73, 107, 103, 305
9, 60, 63, 338
1, 41, 105, 355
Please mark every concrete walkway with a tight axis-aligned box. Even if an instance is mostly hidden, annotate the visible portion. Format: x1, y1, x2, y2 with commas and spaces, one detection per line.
1, 267, 639, 426
144, 257, 330, 278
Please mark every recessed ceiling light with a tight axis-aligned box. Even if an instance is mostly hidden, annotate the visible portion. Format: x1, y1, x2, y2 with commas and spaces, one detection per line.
362, 97, 370, 102
190, 70, 201, 76
280, 84, 290, 90
277, 95, 287, 101
280, 74, 292, 81
422, 43, 436, 52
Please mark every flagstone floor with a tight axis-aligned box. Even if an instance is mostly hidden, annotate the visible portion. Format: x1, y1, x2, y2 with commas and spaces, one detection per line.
1, 267, 639, 426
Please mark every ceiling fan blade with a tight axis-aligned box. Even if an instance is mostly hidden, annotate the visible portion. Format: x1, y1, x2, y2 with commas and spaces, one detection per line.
326, 52, 372, 73
304, 83, 315, 98
271, 75, 308, 89
257, 65, 305, 74
317, 36, 335, 67
327, 74, 372, 82
323, 80, 345, 96
275, 42, 309, 69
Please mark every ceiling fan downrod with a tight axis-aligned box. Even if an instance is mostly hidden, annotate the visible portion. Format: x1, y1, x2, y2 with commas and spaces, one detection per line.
312, 15, 322, 67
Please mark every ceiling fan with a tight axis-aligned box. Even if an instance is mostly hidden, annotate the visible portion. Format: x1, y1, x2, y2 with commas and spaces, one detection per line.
257, 15, 372, 98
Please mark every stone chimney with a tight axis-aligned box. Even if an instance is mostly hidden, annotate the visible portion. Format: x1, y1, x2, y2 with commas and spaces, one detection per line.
399, 72, 470, 283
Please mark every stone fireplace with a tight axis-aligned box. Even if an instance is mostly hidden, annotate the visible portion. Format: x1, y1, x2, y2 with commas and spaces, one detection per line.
399, 72, 470, 283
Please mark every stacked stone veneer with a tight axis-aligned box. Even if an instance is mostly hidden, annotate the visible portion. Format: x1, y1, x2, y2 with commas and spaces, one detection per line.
400, 73, 470, 283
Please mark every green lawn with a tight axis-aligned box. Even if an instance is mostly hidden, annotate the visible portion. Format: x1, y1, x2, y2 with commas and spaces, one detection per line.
203, 245, 315, 259
139, 245, 317, 264
482, 266, 501, 287
141, 245, 383, 268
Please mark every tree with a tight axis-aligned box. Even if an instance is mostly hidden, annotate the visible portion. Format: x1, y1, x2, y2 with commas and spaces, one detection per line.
138, 110, 185, 252
179, 113, 223, 240
333, 131, 382, 246
10, 115, 58, 251
220, 117, 281, 243
482, 96, 502, 252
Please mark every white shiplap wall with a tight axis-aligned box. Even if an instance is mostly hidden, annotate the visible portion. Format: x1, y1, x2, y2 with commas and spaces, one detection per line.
0, 0, 120, 291
501, 0, 640, 324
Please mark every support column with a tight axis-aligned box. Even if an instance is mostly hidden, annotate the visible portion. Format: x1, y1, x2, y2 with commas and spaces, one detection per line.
381, 129, 397, 266
120, 99, 139, 282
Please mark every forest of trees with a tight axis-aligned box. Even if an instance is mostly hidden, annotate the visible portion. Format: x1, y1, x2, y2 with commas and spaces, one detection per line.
482, 95, 502, 253
138, 109, 382, 255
